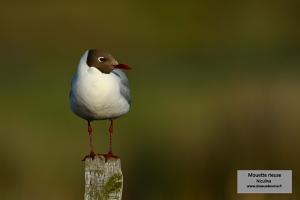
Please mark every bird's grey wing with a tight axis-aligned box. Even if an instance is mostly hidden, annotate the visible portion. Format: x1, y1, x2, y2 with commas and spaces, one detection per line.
112, 69, 131, 104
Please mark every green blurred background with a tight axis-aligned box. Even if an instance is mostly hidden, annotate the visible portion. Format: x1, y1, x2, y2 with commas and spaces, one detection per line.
1, 0, 300, 199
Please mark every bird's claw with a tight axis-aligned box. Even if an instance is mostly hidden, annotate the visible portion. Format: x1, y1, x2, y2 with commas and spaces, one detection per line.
98, 152, 119, 162
82, 151, 96, 161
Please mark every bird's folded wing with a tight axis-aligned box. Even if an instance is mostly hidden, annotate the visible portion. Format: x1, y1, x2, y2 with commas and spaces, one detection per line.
112, 69, 131, 105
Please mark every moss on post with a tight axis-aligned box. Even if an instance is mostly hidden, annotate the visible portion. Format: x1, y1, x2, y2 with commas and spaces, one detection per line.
84, 156, 123, 200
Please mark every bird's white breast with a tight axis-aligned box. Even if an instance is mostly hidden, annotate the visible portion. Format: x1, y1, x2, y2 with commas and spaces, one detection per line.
70, 63, 130, 120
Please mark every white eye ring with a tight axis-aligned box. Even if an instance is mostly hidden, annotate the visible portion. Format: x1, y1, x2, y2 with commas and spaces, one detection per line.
98, 57, 105, 62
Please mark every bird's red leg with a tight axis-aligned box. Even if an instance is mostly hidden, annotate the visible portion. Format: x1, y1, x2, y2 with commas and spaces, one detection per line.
108, 119, 113, 154
99, 119, 119, 162
82, 121, 96, 161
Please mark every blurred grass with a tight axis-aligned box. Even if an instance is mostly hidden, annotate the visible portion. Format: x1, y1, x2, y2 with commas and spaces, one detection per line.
0, 0, 300, 199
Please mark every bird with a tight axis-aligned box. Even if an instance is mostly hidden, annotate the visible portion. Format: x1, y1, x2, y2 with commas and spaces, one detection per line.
69, 49, 131, 161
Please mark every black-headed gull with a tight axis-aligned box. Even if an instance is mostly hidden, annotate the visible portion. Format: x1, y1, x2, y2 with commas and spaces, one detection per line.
70, 49, 131, 160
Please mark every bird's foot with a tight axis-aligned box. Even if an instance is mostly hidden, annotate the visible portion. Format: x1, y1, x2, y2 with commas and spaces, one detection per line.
82, 151, 96, 161
98, 152, 119, 162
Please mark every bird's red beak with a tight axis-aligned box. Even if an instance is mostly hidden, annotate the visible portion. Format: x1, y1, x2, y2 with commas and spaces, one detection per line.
113, 63, 131, 70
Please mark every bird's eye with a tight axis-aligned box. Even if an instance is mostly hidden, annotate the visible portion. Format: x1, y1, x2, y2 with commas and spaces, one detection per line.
98, 57, 105, 62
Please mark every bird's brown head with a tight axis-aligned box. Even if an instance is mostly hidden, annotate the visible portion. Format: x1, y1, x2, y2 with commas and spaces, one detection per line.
86, 49, 130, 74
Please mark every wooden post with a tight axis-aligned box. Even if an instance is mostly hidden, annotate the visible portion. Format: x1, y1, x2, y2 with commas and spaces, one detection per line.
84, 156, 123, 200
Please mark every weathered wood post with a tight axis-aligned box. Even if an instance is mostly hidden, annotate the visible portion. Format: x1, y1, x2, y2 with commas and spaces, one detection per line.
84, 155, 123, 200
